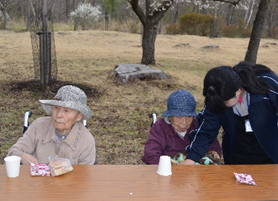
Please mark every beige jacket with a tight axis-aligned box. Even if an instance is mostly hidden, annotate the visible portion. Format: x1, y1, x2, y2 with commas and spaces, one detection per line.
8, 116, 96, 165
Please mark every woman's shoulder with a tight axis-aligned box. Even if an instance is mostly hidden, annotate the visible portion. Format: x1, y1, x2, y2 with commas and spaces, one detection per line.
259, 71, 278, 81
259, 71, 278, 90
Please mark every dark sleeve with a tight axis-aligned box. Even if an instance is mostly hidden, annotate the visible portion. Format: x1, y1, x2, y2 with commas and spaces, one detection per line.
260, 72, 278, 113
260, 72, 278, 91
207, 138, 221, 158
142, 119, 167, 165
186, 106, 221, 162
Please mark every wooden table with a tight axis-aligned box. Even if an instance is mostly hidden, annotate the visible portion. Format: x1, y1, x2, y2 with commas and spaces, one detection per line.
1, 165, 278, 200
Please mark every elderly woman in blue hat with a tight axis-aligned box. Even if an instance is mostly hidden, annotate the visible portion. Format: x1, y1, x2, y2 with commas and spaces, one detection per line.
142, 89, 221, 165
7, 85, 96, 165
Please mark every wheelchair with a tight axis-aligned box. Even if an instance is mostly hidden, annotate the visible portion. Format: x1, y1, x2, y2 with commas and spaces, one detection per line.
23, 110, 87, 134
23, 110, 96, 164
149, 112, 157, 127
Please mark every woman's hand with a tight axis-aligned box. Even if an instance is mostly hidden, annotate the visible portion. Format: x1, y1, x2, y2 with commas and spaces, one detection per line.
21, 153, 38, 165
180, 159, 195, 165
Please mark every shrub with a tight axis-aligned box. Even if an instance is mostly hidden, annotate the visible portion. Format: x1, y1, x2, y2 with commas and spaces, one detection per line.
271, 27, 278, 39
178, 12, 213, 36
0, 11, 3, 20
0, 18, 26, 31
221, 20, 251, 38
240, 27, 252, 38
110, 19, 141, 33
209, 17, 225, 38
53, 22, 74, 31
221, 24, 238, 38
165, 23, 180, 35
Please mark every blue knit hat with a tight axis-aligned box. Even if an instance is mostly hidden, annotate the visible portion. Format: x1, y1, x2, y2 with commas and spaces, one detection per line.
162, 89, 197, 117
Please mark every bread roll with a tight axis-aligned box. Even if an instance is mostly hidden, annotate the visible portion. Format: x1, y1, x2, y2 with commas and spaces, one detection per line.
48, 157, 73, 176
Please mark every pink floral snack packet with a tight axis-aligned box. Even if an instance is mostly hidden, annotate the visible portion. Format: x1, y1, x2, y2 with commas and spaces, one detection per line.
30, 163, 51, 176
233, 172, 257, 186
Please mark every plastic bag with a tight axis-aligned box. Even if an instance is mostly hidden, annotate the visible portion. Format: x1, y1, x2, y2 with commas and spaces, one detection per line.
48, 156, 73, 177
30, 163, 51, 176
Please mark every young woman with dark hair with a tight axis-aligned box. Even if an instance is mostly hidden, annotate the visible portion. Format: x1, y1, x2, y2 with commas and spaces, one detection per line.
182, 61, 278, 165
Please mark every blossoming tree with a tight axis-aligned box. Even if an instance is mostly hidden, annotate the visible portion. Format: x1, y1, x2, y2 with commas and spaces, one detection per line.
128, 0, 270, 65
70, 3, 101, 30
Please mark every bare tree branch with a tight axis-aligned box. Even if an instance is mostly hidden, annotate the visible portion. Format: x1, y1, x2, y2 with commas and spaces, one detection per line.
212, 0, 241, 6
128, 0, 146, 25
29, 0, 36, 17
152, 0, 174, 22
0, 0, 17, 9
0, 2, 4, 10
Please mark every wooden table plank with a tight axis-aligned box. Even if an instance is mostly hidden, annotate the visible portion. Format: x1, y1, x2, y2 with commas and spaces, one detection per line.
1, 165, 278, 200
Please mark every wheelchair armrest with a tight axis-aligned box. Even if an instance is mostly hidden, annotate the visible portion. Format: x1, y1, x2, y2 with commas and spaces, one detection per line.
23, 111, 32, 133
149, 112, 157, 127
83, 119, 87, 127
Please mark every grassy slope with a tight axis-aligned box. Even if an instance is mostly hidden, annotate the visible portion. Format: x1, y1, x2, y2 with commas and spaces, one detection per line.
0, 30, 277, 164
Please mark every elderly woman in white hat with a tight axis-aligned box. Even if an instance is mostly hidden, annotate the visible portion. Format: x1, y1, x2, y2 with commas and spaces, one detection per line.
8, 85, 96, 165
142, 89, 221, 165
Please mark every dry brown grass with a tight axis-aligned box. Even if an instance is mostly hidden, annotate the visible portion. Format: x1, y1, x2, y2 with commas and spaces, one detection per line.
0, 30, 278, 165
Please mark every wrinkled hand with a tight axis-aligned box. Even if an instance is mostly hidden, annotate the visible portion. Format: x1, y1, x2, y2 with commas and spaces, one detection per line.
180, 159, 195, 165
21, 153, 38, 165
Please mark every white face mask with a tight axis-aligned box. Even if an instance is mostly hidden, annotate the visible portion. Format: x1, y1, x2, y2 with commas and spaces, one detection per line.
176, 130, 187, 138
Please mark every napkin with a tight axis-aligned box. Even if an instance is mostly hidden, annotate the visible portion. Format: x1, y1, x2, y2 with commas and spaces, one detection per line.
233, 172, 257, 186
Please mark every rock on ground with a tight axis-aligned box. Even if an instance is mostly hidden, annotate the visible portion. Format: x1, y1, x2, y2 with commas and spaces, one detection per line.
114, 64, 167, 83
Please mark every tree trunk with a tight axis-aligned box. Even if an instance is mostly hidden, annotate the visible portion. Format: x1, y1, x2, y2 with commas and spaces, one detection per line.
40, 0, 51, 86
245, 0, 270, 64
74, 21, 78, 31
225, 4, 235, 26
129, 0, 174, 65
3, 8, 8, 29
244, 0, 255, 29
265, 1, 278, 38
141, 19, 158, 65
65, 0, 70, 23
26, 1, 31, 31
173, 6, 178, 23
209, 7, 217, 38
105, 12, 110, 31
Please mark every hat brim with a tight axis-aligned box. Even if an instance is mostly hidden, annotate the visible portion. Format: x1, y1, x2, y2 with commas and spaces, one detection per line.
39, 100, 92, 120
162, 109, 197, 117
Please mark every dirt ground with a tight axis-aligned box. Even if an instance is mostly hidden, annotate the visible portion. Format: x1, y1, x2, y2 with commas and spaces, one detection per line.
1, 30, 278, 164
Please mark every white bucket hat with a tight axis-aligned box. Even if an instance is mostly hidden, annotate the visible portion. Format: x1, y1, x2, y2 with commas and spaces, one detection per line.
39, 85, 92, 120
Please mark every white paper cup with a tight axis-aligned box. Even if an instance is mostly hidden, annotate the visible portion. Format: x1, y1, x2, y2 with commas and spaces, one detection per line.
157, 155, 172, 176
4, 156, 21, 178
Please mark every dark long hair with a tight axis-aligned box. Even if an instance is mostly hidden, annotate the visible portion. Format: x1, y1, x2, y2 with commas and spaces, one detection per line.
233, 61, 272, 94
203, 66, 242, 113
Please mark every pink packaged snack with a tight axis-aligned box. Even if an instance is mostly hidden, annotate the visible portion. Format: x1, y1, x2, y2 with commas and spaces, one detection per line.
30, 163, 51, 176
233, 172, 257, 186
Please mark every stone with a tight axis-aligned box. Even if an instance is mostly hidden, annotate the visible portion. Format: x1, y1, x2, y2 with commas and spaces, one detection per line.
174, 43, 189, 47
203, 45, 219, 49
114, 64, 167, 83
265, 42, 277, 45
